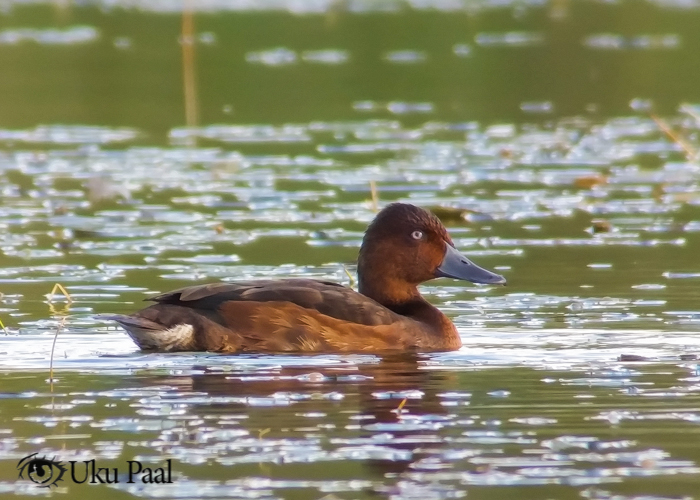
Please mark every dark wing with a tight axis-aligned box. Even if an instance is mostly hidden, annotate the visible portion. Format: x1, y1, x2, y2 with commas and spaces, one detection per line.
147, 279, 399, 327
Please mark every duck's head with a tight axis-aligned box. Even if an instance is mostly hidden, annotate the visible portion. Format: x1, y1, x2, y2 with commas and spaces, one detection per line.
357, 203, 505, 303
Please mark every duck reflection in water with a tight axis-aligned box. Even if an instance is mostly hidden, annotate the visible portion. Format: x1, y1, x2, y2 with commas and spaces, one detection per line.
144, 355, 458, 480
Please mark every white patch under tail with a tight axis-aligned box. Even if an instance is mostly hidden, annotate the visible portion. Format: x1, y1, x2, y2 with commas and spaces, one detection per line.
126, 323, 195, 352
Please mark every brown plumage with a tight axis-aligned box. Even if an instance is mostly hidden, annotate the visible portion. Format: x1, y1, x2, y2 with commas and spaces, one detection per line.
99, 203, 506, 353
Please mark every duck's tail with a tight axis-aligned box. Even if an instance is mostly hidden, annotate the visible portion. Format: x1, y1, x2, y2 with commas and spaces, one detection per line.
95, 313, 196, 352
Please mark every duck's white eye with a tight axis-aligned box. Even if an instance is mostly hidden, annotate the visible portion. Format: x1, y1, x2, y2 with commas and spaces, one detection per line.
411, 230, 424, 240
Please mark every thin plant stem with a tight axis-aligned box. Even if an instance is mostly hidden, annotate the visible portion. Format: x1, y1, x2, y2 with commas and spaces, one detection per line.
370, 180, 379, 212
49, 317, 67, 393
343, 265, 356, 288
47, 283, 73, 303
650, 113, 697, 161
396, 398, 407, 415
182, 0, 199, 134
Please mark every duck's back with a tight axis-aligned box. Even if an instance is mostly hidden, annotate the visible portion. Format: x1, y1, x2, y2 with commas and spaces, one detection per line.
152, 279, 398, 326
104, 279, 449, 353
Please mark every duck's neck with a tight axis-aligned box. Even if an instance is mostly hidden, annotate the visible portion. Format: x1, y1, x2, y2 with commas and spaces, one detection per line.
358, 274, 420, 308
359, 276, 461, 350
358, 276, 442, 324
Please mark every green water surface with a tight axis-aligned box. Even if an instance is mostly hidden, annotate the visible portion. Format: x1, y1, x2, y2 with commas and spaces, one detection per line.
1, 2, 700, 499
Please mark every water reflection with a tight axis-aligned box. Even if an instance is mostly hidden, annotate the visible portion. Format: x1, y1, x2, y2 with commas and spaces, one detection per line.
167, 356, 441, 475
4, 357, 700, 498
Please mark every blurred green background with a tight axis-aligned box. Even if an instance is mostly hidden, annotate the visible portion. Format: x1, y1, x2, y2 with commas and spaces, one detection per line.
1, 1, 698, 140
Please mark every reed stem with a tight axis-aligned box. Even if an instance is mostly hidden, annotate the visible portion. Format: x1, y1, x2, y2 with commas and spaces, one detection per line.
182, 1, 199, 135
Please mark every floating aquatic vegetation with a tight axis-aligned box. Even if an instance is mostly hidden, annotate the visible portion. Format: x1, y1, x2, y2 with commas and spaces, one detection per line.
301, 49, 349, 64
631, 34, 682, 49
584, 33, 681, 50
246, 48, 349, 66
453, 43, 472, 57
353, 100, 381, 112
0, 125, 138, 145
583, 33, 681, 50
387, 102, 434, 114
583, 33, 626, 50
112, 36, 132, 49
0, 26, 98, 45
198, 32, 216, 45
352, 101, 434, 115
475, 32, 545, 47
245, 47, 297, 66
383, 50, 427, 63
169, 124, 311, 144
520, 101, 554, 114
